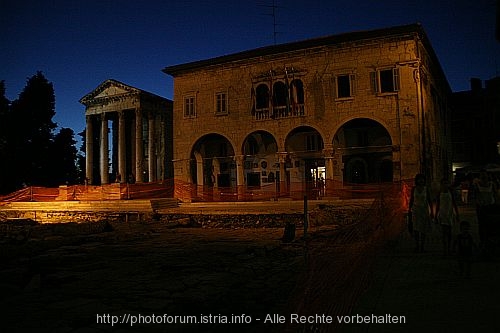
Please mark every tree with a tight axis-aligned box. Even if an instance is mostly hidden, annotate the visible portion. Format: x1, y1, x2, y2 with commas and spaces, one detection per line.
9, 72, 57, 187
76, 129, 87, 183
50, 128, 79, 186
1, 72, 80, 194
0, 80, 13, 193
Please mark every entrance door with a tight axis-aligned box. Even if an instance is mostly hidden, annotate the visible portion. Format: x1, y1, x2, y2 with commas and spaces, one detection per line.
305, 160, 326, 199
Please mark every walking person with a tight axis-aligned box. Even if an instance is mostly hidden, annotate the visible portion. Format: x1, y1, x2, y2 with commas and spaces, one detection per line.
473, 170, 497, 245
409, 173, 434, 252
436, 178, 460, 255
460, 180, 470, 205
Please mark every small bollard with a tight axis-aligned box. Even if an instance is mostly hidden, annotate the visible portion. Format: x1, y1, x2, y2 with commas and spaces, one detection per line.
282, 221, 296, 243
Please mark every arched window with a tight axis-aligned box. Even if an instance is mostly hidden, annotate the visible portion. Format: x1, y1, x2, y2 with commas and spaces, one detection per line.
272, 81, 288, 118
255, 84, 269, 110
290, 79, 304, 104
273, 81, 287, 106
253, 78, 305, 120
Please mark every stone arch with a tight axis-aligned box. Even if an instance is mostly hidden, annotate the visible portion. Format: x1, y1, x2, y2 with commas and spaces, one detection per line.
331, 115, 393, 144
242, 130, 278, 157
242, 130, 279, 188
284, 126, 326, 199
190, 133, 235, 191
285, 125, 325, 156
333, 118, 393, 184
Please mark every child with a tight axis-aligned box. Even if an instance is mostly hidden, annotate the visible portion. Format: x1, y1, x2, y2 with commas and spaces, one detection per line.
454, 221, 476, 278
436, 178, 459, 255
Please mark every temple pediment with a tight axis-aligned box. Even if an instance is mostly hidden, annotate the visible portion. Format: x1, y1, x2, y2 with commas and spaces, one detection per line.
80, 79, 141, 106
94, 85, 131, 98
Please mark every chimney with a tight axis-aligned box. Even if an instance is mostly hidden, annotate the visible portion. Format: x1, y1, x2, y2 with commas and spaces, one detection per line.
470, 78, 482, 92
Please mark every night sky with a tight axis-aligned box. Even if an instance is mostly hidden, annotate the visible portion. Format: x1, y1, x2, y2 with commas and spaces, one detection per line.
1, 0, 499, 146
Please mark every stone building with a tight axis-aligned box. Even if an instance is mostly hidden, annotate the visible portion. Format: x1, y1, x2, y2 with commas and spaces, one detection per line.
162, 23, 452, 201
80, 79, 173, 185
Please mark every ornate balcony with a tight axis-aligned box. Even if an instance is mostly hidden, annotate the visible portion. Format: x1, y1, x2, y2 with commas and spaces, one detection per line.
254, 104, 305, 120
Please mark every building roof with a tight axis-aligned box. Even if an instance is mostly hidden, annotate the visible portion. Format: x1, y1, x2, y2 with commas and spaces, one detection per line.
80, 78, 171, 107
163, 23, 442, 79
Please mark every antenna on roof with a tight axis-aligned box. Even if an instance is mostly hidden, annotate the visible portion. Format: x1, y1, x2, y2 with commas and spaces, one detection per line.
271, 0, 278, 45
260, 0, 283, 45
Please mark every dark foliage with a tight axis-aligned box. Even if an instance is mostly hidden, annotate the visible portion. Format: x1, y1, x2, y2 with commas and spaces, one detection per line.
0, 80, 13, 192
49, 128, 79, 186
0, 73, 79, 194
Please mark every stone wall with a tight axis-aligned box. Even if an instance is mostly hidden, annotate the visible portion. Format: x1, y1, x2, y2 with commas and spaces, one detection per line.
1, 204, 372, 230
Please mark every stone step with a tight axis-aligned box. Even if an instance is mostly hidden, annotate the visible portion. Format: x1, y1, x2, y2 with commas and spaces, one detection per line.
0, 200, 157, 212
150, 198, 180, 212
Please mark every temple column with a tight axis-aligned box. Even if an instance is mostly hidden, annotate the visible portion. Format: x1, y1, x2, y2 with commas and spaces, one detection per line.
85, 115, 94, 184
100, 114, 109, 184
235, 155, 245, 200
135, 109, 144, 183
118, 110, 126, 183
148, 113, 156, 182
130, 116, 136, 183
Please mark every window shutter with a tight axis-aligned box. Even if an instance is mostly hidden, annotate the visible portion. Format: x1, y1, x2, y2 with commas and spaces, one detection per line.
350, 74, 356, 96
331, 76, 337, 98
393, 68, 400, 91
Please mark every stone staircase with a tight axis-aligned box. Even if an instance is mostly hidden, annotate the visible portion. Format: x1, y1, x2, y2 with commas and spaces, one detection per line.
0, 199, 178, 213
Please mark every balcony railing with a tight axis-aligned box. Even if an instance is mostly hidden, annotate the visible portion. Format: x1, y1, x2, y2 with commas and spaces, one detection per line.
254, 104, 305, 120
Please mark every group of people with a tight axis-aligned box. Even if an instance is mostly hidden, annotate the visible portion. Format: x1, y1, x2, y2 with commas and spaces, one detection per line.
408, 171, 498, 277
459, 172, 500, 206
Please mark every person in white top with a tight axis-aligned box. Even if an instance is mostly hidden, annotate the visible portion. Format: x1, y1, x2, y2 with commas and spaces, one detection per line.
409, 174, 434, 253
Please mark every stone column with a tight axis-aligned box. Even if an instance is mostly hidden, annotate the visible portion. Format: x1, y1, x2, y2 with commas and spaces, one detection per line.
212, 157, 220, 201
392, 146, 402, 182
235, 155, 245, 200
100, 114, 109, 184
85, 115, 94, 185
118, 111, 126, 183
194, 152, 203, 187
135, 109, 144, 183
323, 146, 334, 197
148, 113, 156, 182
278, 152, 287, 195
130, 116, 136, 183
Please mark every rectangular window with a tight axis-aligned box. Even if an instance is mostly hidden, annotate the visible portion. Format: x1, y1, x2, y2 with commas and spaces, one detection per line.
371, 68, 399, 94
336, 74, 355, 98
215, 92, 228, 115
184, 96, 196, 117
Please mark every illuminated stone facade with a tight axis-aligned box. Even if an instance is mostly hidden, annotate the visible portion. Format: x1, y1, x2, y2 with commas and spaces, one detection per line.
164, 23, 451, 201
80, 79, 173, 185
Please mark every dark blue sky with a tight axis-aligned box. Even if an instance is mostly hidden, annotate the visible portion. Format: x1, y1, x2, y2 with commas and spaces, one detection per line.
1, 0, 499, 143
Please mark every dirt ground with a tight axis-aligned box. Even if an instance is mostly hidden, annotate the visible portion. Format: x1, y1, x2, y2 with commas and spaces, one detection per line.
2, 204, 498, 332
1, 220, 312, 333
